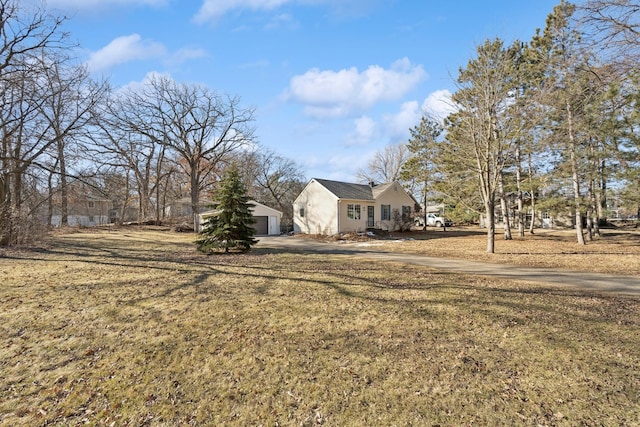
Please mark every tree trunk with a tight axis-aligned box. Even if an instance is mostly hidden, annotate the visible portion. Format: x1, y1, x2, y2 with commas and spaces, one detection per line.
119, 172, 131, 226
598, 159, 606, 225
499, 171, 512, 240
515, 144, 525, 237
527, 153, 536, 234
58, 139, 68, 226
567, 100, 586, 245
47, 168, 56, 227
589, 179, 600, 239
422, 183, 428, 231
0, 174, 10, 246
485, 199, 496, 253
191, 165, 201, 232
586, 203, 594, 242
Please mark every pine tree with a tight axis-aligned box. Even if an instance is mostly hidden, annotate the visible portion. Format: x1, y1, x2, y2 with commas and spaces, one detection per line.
196, 165, 258, 253
444, 38, 521, 253
400, 115, 443, 230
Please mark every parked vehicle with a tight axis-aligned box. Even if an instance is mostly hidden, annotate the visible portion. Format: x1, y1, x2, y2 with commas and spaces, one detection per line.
414, 213, 453, 227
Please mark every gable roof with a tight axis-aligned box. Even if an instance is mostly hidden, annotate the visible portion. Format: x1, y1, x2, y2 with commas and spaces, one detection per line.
370, 182, 396, 198
250, 200, 283, 216
199, 200, 282, 218
314, 178, 375, 201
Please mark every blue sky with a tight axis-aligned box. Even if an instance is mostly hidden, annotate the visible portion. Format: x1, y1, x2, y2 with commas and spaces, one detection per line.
45, 0, 561, 182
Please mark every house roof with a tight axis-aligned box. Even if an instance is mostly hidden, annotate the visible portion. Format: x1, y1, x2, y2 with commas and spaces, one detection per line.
370, 182, 396, 198
250, 200, 283, 216
200, 200, 282, 218
314, 178, 375, 201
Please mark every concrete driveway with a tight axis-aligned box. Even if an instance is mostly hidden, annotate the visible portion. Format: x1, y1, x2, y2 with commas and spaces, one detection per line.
257, 236, 640, 296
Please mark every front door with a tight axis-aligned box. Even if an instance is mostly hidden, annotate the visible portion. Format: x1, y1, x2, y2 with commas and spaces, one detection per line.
367, 206, 375, 228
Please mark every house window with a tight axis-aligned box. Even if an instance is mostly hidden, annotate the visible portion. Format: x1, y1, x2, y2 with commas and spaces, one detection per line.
347, 204, 361, 220
299, 207, 305, 218
402, 205, 411, 221
381, 204, 391, 221
88, 201, 95, 208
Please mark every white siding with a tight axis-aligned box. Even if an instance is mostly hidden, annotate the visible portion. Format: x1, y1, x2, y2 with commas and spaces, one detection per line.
337, 200, 373, 233
374, 183, 416, 231
250, 202, 282, 235
293, 180, 339, 235
51, 215, 109, 227
199, 200, 282, 236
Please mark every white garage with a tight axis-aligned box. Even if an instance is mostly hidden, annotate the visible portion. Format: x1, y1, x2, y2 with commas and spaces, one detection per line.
249, 201, 282, 236
199, 200, 282, 236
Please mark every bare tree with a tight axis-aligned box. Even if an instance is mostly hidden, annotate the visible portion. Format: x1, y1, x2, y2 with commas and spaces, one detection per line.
577, 0, 640, 65
89, 89, 167, 224
0, 0, 69, 244
241, 148, 306, 232
110, 75, 255, 230
356, 142, 410, 185
40, 59, 107, 227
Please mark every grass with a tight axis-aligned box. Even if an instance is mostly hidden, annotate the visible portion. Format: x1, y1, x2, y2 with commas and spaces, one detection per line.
370, 226, 640, 276
1, 227, 639, 426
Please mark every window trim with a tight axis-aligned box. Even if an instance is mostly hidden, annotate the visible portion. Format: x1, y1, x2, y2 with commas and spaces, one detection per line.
381, 204, 391, 221
347, 203, 361, 220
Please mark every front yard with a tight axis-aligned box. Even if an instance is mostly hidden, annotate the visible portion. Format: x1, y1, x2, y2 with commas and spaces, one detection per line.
1, 228, 639, 425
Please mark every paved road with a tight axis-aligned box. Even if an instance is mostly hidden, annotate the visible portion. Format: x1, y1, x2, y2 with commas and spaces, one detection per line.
257, 236, 640, 296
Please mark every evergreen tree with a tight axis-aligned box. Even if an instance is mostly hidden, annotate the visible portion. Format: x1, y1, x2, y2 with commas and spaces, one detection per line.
529, 1, 600, 245
196, 165, 258, 253
400, 116, 443, 229
444, 38, 521, 253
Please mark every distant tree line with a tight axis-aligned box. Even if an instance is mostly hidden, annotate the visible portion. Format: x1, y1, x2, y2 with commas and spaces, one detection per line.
0, 0, 306, 246
361, 1, 640, 253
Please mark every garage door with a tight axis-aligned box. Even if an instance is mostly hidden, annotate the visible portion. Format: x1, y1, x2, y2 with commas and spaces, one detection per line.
254, 216, 268, 235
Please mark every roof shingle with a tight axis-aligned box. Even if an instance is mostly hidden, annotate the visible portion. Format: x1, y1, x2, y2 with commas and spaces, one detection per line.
314, 178, 375, 201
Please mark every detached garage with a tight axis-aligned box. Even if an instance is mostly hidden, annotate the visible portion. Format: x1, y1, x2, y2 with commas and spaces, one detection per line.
199, 200, 282, 236
249, 201, 282, 236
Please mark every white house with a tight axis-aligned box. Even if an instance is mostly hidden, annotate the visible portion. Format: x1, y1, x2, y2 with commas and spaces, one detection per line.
199, 200, 282, 236
293, 179, 417, 235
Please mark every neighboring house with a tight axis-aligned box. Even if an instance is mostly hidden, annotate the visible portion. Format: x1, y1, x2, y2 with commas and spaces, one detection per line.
199, 200, 282, 236
293, 178, 417, 235
48, 181, 113, 227
50, 195, 111, 227
163, 197, 194, 218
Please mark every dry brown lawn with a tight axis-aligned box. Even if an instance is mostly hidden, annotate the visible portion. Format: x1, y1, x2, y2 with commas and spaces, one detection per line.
1, 227, 639, 426
361, 226, 640, 276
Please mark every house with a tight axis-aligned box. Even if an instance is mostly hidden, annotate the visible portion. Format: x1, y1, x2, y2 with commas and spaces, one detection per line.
293, 178, 417, 235
47, 181, 112, 227
50, 196, 111, 227
199, 200, 283, 236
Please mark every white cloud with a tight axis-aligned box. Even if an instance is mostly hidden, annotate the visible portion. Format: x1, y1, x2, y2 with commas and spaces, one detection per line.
46, 0, 167, 11
326, 152, 370, 181
285, 58, 426, 119
168, 47, 208, 65
87, 34, 166, 72
345, 116, 378, 145
421, 89, 455, 122
194, 0, 291, 23
194, 0, 378, 24
116, 71, 172, 94
265, 13, 299, 30
383, 100, 421, 141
